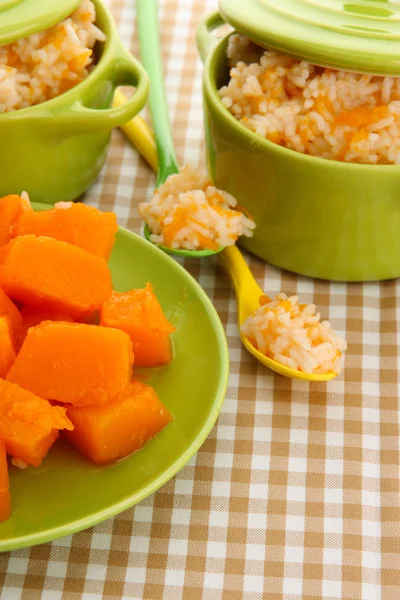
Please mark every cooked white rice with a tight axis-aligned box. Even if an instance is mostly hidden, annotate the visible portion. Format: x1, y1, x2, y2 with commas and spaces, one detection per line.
0, 0, 106, 112
241, 292, 347, 374
219, 33, 400, 164
138, 165, 256, 251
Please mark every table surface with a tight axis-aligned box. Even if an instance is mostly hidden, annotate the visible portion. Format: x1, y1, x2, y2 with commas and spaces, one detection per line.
1, 1, 399, 599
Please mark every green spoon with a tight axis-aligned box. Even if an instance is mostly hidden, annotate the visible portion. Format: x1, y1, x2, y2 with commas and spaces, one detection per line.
137, 0, 224, 258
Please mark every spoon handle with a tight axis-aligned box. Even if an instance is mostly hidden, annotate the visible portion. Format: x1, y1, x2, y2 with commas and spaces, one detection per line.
137, 0, 180, 187
113, 90, 158, 172
219, 246, 264, 323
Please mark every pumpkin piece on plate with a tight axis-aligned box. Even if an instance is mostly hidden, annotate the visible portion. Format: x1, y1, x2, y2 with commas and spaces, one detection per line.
0, 194, 32, 247
0, 287, 22, 347
0, 235, 112, 319
100, 283, 175, 367
0, 317, 16, 378
15, 202, 118, 260
17, 306, 74, 350
0, 379, 73, 467
7, 322, 134, 407
65, 379, 173, 465
0, 439, 10, 523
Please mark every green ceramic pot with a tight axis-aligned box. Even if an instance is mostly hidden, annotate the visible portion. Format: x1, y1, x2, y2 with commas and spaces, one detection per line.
197, 12, 400, 282
0, 0, 149, 205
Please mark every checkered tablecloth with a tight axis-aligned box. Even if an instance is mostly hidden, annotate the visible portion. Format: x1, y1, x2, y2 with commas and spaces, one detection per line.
1, 1, 399, 598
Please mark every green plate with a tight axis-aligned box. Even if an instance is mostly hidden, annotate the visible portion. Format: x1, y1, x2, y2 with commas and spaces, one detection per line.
0, 203, 229, 552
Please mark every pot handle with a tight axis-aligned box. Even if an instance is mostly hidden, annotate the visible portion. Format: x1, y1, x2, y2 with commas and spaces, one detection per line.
43, 45, 149, 135
196, 11, 226, 63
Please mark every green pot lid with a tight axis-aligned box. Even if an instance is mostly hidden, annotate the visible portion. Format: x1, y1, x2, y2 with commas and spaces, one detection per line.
0, 0, 81, 46
219, 0, 400, 75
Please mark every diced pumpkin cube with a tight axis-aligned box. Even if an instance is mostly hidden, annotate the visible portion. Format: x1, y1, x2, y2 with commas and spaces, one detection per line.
0, 235, 112, 318
7, 322, 134, 407
0, 287, 22, 346
0, 194, 31, 247
0, 439, 10, 522
65, 379, 173, 464
18, 306, 74, 349
100, 283, 175, 367
0, 379, 73, 467
0, 317, 16, 378
15, 202, 118, 260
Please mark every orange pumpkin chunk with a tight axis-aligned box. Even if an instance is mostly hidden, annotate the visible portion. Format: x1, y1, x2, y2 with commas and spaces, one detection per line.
0, 439, 11, 522
7, 322, 134, 407
18, 306, 74, 349
0, 287, 22, 346
0, 379, 73, 467
100, 283, 175, 367
15, 202, 118, 260
0, 194, 31, 247
0, 235, 112, 318
65, 379, 173, 464
0, 317, 16, 378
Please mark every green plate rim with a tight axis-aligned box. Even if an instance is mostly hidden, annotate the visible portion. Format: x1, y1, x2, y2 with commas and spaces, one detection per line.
1, 214, 230, 552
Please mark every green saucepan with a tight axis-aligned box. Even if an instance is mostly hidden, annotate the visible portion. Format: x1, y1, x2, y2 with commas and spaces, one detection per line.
0, 0, 149, 205
196, 12, 400, 282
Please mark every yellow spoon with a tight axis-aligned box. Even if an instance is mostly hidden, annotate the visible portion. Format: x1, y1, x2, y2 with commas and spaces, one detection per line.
113, 91, 338, 382
114, 90, 158, 172
218, 245, 337, 381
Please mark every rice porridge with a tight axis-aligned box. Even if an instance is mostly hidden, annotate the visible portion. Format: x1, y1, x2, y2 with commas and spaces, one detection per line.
219, 33, 400, 165
0, 0, 105, 113
139, 166, 255, 251
241, 293, 347, 375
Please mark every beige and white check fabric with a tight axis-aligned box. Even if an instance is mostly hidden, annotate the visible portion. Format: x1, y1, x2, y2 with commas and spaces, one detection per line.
0, 1, 399, 598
